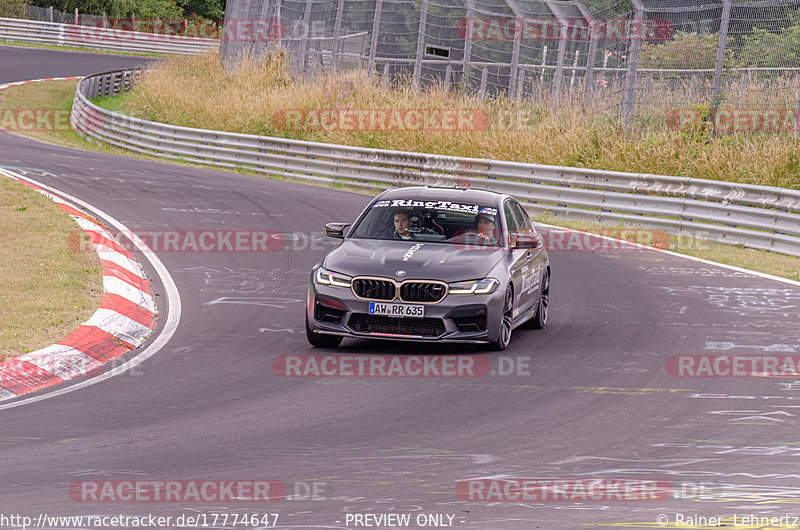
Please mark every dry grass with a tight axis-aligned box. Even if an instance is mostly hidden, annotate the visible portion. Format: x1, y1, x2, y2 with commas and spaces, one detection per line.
0, 177, 102, 360
117, 50, 800, 189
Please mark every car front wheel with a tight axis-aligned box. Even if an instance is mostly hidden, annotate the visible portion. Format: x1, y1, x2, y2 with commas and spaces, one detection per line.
490, 285, 514, 351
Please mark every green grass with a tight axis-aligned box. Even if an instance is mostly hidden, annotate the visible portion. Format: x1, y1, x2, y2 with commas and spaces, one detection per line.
0, 176, 102, 360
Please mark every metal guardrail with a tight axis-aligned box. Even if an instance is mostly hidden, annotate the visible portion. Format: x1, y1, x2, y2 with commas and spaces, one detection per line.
70, 68, 800, 257
0, 17, 218, 55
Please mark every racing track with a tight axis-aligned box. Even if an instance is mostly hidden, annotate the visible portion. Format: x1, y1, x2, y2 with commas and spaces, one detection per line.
1, 45, 799, 529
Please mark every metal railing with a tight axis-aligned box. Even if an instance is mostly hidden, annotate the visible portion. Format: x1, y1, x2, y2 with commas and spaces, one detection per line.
0, 17, 219, 55
71, 68, 800, 257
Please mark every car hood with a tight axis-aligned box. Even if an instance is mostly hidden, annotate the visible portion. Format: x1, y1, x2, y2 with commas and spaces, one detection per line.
323, 239, 506, 282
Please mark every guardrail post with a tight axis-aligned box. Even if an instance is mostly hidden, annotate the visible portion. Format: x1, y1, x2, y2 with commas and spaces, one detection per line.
331, 0, 345, 72
413, 0, 429, 90
368, 0, 383, 77
709, 0, 732, 136
621, 0, 644, 132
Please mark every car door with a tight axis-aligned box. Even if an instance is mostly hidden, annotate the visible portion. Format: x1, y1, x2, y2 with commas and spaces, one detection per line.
510, 200, 545, 313
503, 201, 532, 321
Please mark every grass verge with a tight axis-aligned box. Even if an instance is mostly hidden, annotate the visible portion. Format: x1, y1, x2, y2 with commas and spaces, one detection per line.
1, 40, 166, 58
1, 75, 798, 284
0, 176, 102, 360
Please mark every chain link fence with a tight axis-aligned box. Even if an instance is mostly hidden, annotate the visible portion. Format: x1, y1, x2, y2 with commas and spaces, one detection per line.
220, 0, 800, 134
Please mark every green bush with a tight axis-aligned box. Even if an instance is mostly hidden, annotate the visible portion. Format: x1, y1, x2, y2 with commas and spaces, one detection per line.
640, 31, 732, 70
735, 25, 800, 68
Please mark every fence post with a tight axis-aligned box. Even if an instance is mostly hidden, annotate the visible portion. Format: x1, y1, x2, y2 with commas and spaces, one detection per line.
570, 49, 580, 90
795, 73, 800, 137
48, 6, 53, 22
709, 0, 732, 135
479, 66, 488, 97
552, 37, 566, 110
621, 0, 644, 131
413, 0, 429, 90
295, 0, 314, 74
74, 7, 78, 25
368, 0, 383, 77
540, 45, 547, 83
331, 0, 345, 72
444, 63, 452, 92
575, 1, 597, 107
463, 0, 474, 92
131, 13, 136, 31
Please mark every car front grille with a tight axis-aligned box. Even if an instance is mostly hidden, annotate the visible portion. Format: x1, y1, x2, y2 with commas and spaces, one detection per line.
348, 314, 445, 337
352, 278, 395, 300
400, 282, 447, 303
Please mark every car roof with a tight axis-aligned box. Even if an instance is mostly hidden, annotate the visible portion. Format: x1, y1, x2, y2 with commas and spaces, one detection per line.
377, 186, 508, 205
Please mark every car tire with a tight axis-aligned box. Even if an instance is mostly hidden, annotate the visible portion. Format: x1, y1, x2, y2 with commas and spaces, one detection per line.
305, 314, 343, 348
490, 285, 514, 351
530, 269, 550, 330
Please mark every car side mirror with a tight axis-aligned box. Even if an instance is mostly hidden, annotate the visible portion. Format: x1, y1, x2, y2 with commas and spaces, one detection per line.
513, 233, 540, 249
324, 222, 350, 239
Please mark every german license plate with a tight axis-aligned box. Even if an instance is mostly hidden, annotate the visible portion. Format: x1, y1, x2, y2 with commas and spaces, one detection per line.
368, 302, 425, 318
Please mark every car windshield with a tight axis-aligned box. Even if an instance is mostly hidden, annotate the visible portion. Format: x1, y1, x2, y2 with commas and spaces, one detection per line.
350, 198, 502, 246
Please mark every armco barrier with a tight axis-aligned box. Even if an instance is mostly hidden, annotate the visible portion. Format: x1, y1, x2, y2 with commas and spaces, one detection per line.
70, 69, 800, 257
0, 17, 218, 55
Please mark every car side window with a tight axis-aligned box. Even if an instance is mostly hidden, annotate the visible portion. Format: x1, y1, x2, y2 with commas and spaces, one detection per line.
503, 202, 519, 234
511, 201, 534, 234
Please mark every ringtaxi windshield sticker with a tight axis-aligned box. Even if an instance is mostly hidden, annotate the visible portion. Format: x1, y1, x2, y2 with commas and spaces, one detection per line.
372, 199, 497, 216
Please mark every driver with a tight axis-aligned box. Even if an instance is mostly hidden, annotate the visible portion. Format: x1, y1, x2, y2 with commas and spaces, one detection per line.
380, 209, 415, 240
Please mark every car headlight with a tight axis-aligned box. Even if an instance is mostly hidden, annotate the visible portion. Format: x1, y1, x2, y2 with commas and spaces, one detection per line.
314, 267, 352, 288
448, 278, 499, 295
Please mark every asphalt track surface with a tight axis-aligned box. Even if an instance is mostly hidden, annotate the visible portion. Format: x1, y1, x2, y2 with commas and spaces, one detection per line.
1, 45, 799, 530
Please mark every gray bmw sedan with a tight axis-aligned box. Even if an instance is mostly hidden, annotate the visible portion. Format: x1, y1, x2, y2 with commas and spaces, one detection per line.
306, 186, 550, 350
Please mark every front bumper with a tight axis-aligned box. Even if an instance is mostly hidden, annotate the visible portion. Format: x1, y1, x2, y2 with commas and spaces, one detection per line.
307, 282, 506, 344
